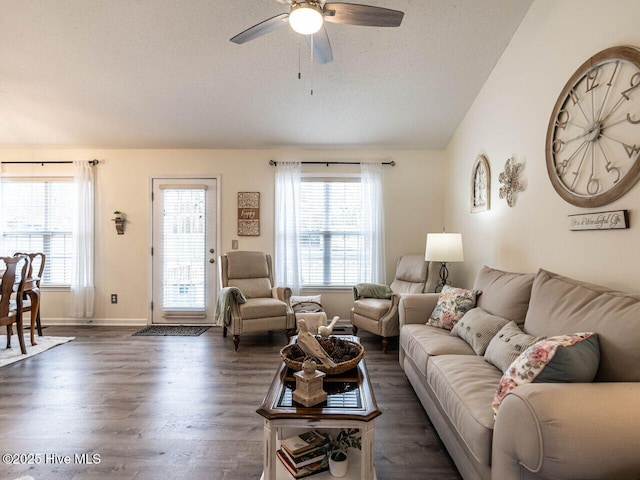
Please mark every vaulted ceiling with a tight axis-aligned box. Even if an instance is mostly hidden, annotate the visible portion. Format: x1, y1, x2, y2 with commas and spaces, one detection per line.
0, 0, 532, 149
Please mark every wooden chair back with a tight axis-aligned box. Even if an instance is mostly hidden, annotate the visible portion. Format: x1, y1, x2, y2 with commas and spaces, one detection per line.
14, 252, 46, 288
0, 255, 30, 321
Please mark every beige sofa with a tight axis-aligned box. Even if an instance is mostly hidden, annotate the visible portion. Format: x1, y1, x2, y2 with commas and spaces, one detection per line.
399, 265, 640, 480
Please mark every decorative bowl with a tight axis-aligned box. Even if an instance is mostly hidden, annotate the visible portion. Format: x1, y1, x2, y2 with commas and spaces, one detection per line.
280, 336, 365, 375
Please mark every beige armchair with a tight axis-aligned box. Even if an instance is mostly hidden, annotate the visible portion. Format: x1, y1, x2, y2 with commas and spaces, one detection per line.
351, 254, 437, 353
219, 251, 295, 351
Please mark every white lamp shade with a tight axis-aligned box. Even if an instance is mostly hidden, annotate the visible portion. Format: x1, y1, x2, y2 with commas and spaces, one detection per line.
289, 4, 324, 35
425, 233, 464, 262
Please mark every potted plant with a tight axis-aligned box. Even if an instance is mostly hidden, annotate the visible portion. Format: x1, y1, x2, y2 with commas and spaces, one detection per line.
327, 428, 361, 478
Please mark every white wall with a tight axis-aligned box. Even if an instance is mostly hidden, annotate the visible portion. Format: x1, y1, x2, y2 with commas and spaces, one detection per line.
0, 148, 444, 324
445, 0, 640, 293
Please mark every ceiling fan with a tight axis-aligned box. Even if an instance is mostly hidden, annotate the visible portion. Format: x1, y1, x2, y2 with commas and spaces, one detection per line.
230, 1, 404, 64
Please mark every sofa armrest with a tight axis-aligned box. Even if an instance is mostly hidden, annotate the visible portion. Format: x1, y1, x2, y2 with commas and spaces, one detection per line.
493, 382, 640, 479
398, 293, 439, 327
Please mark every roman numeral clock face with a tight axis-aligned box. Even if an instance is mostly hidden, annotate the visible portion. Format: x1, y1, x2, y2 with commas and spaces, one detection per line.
546, 46, 640, 207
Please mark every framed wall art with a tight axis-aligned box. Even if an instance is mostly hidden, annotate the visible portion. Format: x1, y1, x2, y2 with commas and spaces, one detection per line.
238, 192, 260, 236
471, 154, 491, 213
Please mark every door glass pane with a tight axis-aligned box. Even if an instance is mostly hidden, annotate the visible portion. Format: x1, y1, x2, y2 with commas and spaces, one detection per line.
162, 188, 206, 310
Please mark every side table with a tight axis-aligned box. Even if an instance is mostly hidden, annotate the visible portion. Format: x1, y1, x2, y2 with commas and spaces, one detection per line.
256, 338, 381, 480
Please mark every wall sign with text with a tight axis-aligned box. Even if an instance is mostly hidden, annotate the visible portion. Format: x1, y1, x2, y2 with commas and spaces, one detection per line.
568, 210, 629, 231
238, 192, 260, 236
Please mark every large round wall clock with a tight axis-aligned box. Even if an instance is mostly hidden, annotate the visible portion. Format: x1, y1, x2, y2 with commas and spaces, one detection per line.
546, 46, 640, 207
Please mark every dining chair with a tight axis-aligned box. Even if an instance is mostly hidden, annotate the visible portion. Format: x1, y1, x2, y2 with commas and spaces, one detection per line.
14, 252, 45, 345
0, 254, 31, 354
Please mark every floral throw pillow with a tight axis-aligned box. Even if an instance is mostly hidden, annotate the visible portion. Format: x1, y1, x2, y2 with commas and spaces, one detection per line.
427, 285, 478, 330
492, 332, 599, 416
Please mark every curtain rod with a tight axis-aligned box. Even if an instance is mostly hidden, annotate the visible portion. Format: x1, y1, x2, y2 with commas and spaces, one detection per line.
269, 159, 395, 167
2, 159, 99, 166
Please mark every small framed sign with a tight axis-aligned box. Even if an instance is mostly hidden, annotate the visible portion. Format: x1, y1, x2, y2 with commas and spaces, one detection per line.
238, 192, 260, 236
568, 210, 629, 231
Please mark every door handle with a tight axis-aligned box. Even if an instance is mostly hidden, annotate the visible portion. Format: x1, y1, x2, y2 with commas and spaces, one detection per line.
209, 258, 215, 264
209, 248, 215, 254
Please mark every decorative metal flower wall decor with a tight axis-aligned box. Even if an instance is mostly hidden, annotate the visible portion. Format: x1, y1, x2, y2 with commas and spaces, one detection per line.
498, 157, 525, 207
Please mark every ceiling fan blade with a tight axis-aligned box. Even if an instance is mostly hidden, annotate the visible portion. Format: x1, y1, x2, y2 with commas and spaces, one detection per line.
323, 3, 404, 27
305, 25, 333, 64
230, 13, 289, 44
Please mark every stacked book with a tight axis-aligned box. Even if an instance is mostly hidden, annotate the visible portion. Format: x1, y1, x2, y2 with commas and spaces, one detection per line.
277, 430, 331, 479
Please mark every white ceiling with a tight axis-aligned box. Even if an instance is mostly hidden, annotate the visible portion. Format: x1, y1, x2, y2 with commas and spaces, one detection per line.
0, 0, 532, 150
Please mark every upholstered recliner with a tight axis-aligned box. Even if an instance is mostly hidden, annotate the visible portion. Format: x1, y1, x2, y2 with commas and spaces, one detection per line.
218, 251, 294, 351
351, 254, 437, 352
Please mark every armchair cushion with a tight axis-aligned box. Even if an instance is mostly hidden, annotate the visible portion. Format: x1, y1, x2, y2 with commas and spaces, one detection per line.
239, 297, 289, 320
226, 250, 270, 278
390, 253, 430, 293
353, 298, 392, 321
228, 278, 272, 299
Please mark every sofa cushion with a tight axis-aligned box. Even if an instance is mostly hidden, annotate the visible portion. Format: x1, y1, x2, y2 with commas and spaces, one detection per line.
492, 332, 600, 415
524, 269, 640, 382
427, 285, 478, 330
400, 324, 474, 376
473, 265, 535, 326
484, 322, 544, 372
353, 298, 391, 321
427, 355, 502, 465
450, 307, 510, 355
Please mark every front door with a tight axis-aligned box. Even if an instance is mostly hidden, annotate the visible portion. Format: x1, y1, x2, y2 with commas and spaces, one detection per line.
151, 177, 218, 324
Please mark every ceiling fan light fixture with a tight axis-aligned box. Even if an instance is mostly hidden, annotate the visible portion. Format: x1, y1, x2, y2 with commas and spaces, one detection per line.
289, 3, 323, 35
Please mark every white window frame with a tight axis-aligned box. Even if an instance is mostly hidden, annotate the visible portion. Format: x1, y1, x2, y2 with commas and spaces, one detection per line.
299, 173, 363, 289
0, 175, 75, 288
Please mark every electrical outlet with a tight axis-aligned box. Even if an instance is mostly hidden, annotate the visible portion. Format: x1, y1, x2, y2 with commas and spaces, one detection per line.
232, 239, 238, 250
111, 294, 118, 304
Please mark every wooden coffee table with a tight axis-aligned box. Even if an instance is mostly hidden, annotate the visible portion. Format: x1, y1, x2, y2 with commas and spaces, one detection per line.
257, 337, 381, 480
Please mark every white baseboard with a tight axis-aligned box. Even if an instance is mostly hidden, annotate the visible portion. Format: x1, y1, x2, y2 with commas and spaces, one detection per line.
44, 317, 148, 327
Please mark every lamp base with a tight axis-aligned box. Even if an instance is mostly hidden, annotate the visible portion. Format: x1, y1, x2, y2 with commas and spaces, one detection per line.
435, 262, 449, 293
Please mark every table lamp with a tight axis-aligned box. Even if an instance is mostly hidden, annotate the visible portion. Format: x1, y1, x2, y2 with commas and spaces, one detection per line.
425, 232, 464, 292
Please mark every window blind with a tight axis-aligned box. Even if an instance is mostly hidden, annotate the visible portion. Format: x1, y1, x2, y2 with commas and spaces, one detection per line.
161, 188, 206, 310
1, 178, 74, 285
299, 178, 362, 287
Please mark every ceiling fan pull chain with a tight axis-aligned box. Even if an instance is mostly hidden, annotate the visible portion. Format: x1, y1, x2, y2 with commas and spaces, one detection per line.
298, 38, 302, 80
310, 34, 314, 95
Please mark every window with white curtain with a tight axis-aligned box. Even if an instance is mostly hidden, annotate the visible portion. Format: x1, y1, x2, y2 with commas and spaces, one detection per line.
299, 176, 363, 287
1, 177, 74, 286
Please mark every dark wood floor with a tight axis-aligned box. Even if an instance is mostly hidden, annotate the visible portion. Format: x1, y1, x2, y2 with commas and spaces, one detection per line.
0, 326, 461, 480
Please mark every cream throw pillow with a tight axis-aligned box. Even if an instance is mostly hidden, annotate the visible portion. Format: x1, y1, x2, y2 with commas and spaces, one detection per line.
450, 307, 510, 355
484, 321, 544, 372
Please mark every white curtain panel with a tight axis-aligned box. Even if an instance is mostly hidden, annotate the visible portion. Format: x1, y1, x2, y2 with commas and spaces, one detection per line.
0, 161, 3, 254
360, 162, 386, 284
274, 161, 302, 295
69, 160, 95, 318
